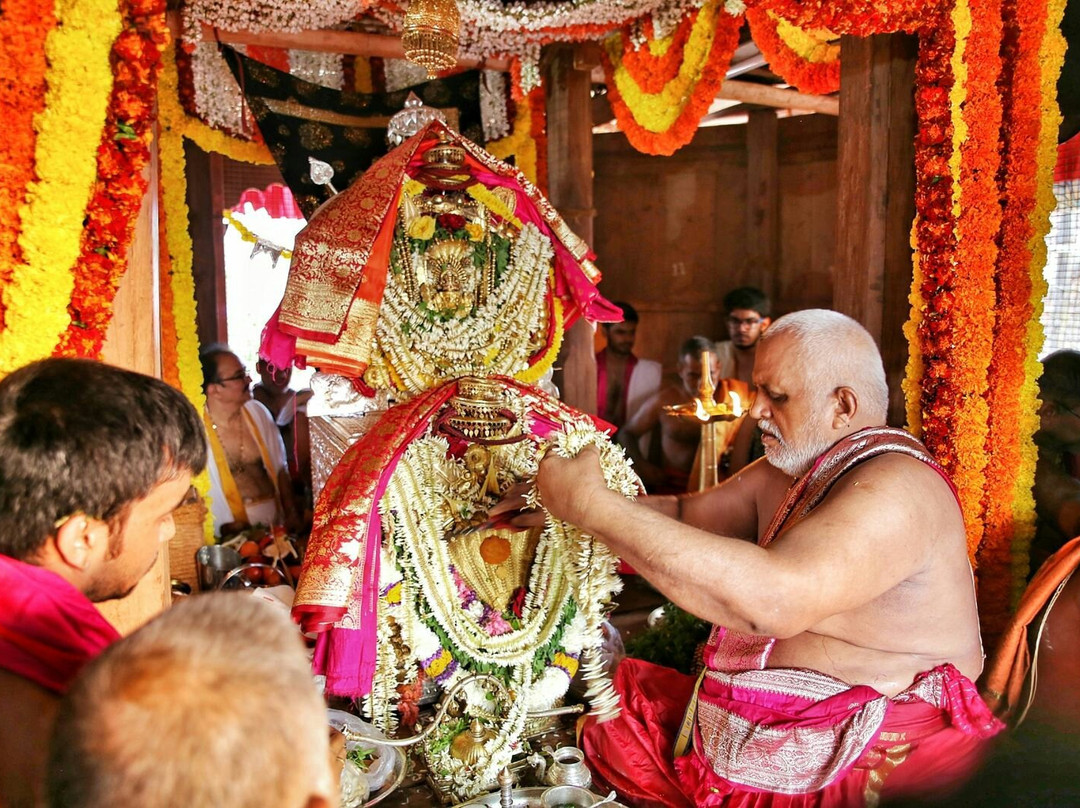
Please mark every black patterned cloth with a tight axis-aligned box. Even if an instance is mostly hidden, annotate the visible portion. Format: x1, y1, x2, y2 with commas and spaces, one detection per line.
221, 46, 485, 218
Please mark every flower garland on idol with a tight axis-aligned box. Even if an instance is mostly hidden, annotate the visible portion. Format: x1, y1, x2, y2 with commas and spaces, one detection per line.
601, 0, 744, 155
372, 425, 629, 799
55, 0, 170, 359
745, 6, 840, 95
0, 0, 121, 375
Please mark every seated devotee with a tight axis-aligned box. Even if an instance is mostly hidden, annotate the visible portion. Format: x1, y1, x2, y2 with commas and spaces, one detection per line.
201, 346, 300, 537
253, 358, 314, 524
46, 593, 338, 808
0, 358, 206, 808
596, 301, 662, 432
535, 310, 1003, 806
618, 336, 738, 493
714, 285, 772, 386
1029, 350, 1080, 572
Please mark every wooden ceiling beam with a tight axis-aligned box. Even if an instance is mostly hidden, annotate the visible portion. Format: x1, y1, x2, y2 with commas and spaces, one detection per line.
716, 80, 839, 115
199, 23, 512, 72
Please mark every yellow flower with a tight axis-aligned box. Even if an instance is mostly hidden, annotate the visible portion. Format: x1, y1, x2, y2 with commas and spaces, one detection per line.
465, 222, 484, 241
408, 215, 436, 240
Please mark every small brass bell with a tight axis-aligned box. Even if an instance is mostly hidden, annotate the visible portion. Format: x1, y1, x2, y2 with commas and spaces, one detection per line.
450, 717, 496, 765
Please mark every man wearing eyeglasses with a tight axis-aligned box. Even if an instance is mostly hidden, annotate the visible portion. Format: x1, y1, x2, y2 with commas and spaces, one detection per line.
200, 347, 299, 538
715, 286, 772, 386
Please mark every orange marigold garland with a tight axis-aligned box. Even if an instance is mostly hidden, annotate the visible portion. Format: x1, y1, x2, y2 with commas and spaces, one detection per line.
909, 8, 960, 496
54, 0, 170, 359
979, 0, 1044, 633
617, 15, 697, 94
601, 0, 743, 155
754, 0, 938, 35
745, 6, 840, 96
0, 1, 56, 331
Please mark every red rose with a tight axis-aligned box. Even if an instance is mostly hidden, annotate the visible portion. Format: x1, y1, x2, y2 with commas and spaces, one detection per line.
438, 213, 466, 231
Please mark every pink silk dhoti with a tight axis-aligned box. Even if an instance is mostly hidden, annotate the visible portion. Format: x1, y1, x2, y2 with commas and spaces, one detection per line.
582, 658, 1000, 807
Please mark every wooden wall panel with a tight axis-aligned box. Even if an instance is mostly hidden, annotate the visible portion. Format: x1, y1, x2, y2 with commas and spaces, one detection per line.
594, 114, 838, 372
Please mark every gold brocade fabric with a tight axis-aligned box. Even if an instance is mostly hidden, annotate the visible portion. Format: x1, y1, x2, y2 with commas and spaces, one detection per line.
278, 130, 425, 341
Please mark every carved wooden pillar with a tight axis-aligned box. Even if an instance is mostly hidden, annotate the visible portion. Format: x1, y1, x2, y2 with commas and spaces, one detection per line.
834, 33, 917, 426
545, 44, 598, 413
97, 152, 171, 634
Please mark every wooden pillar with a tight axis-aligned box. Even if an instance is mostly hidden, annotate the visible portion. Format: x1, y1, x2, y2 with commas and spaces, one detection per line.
545, 44, 598, 414
97, 154, 171, 635
185, 140, 228, 346
745, 108, 779, 296
834, 33, 917, 426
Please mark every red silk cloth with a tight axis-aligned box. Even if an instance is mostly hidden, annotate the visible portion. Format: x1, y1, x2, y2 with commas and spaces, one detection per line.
0, 554, 120, 694
582, 427, 1000, 805
293, 375, 611, 697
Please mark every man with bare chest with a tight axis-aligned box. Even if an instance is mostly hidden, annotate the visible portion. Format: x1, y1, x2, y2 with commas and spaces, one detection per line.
201, 348, 299, 536
538, 310, 1003, 806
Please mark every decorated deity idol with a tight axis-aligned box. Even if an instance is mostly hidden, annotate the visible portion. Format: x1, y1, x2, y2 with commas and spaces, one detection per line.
262, 121, 629, 800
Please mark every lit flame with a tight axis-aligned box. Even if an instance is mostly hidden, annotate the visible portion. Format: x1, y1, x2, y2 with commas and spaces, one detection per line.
730, 391, 742, 417
694, 397, 710, 422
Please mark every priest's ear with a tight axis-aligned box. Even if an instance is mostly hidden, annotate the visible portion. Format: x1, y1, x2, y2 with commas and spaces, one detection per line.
831, 386, 858, 429
53, 513, 109, 572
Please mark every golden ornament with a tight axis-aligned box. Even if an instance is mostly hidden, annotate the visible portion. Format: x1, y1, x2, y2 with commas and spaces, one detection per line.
402, 0, 460, 78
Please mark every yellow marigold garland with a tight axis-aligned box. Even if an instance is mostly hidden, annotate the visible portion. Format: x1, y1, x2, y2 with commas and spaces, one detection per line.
601, 0, 743, 155
486, 90, 539, 186
0, 0, 122, 376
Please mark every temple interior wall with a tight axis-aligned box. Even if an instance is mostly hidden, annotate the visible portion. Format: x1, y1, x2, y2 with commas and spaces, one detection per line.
592, 113, 839, 373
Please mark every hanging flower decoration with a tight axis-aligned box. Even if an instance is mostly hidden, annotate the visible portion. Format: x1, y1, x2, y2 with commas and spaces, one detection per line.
977, 0, 1066, 634
745, 6, 840, 95
600, 0, 744, 155
486, 84, 548, 190
55, 0, 170, 359
0, 1, 57, 332
752, 0, 939, 35
0, 0, 122, 376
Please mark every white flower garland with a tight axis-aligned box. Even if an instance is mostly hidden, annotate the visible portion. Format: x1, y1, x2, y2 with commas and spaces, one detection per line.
363, 401, 631, 798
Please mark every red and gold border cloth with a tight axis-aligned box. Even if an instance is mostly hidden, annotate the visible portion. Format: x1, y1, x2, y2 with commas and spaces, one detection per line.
293, 375, 610, 697
263, 121, 619, 381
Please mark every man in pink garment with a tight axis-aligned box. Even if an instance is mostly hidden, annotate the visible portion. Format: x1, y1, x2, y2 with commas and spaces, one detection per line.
0, 358, 207, 808
536, 310, 1002, 806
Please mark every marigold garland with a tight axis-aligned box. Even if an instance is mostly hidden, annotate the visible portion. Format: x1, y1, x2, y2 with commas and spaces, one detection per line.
0, 1, 57, 332
0, 0, 122, 376
486, 86, 545, 188
754, 0, 939, 35
55, 0, 170, 359
601, 0, 743, 155
745, 6, 840, 96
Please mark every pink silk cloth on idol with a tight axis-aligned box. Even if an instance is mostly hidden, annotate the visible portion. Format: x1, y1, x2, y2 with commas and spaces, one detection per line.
0, 554, 120, 694
292, 375, 612, 697
580, 427, 1004, 807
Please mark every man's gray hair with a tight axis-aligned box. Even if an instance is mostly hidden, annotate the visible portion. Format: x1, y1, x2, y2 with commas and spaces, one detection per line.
761, 309, 889, 421
47, 593, 333, 808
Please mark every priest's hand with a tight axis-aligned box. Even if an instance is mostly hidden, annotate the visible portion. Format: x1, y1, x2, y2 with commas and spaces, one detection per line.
536, 445, 613, 529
